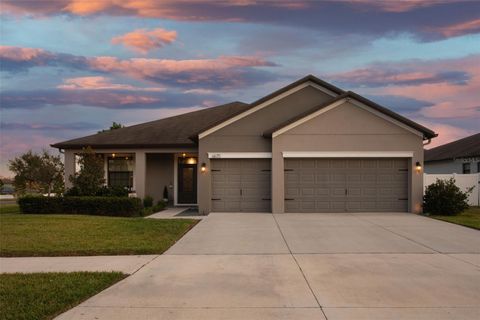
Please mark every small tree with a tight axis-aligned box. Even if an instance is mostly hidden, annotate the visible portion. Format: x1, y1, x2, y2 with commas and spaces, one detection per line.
423, 178, 471, 216
98, 122, 123, 133
68, 146, 105, 196
8, 150, 64, 196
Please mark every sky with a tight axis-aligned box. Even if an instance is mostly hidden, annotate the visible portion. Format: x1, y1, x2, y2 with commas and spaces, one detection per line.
1, 0, 479, 177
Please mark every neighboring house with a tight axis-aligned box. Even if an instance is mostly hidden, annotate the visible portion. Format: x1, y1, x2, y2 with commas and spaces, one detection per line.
52, 75, 436, 214
425, 133, 480, 174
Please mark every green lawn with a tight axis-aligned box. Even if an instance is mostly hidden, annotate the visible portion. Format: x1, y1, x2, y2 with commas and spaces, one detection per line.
0, 272, 126, 320
0, 214, 198, 256
431, 206, 480, 230
0, 204, 20, 214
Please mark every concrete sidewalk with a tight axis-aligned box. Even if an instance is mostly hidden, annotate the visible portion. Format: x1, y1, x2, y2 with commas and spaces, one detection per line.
0, 255, 158, 274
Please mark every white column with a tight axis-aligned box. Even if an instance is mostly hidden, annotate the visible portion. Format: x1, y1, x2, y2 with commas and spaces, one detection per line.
64, 150, 76, 189
134, 151, 146, 199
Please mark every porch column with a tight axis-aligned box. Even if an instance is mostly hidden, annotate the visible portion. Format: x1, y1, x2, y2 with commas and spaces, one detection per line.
134, 151, 146, 199
64, 150, 75, 189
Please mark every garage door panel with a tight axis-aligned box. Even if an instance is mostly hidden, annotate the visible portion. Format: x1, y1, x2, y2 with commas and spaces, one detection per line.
211, 159, 271, 212
285, 158, 408, 213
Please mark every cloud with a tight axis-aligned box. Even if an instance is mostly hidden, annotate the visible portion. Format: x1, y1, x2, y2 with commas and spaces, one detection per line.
1, 122, 101, 131
330, 55, 480, 140
364, 95, 433, 113
430, 18, 480, 38
330, 68, 470, 87
111, 27, 177, 53
2, 1, 479, 41
0, 45, 87, 72
0, 86, 227, 110
1, 46, 277, 89
57, 76, 165, 91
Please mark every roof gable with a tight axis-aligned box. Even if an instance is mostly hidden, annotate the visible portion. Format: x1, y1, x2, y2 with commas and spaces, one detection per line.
264, 91, 436, 140
196, 75, 344, 139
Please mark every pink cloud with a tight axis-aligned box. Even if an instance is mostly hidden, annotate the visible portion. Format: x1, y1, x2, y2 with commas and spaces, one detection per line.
58, 76, 165, 91
344, 0, 457, 12
111, 27, 177, 53
431, 18, 480, 37
421, 122, 476, 149
0, 45, 47, 61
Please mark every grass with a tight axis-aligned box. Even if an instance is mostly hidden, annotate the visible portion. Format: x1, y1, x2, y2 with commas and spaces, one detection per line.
0, 214, 198, 257
0, 204, 20, 214
0, 272, 126, 320
430, 206, 480, 230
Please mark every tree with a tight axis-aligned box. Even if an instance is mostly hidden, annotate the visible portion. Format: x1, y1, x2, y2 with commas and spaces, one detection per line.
98, 122, 123, 133
8, 150, 64, 196
68, 146, 105, 196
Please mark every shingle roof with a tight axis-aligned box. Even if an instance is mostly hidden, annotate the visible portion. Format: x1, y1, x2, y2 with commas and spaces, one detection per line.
263, 91, 437, 139
51, 102, 249, 149
52, 75, 437, 149
425, 133, 480, 162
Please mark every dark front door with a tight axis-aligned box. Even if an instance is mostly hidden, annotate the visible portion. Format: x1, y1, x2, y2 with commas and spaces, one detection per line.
178, 159, 197, 204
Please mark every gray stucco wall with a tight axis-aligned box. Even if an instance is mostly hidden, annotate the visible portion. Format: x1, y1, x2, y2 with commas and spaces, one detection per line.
425, 158, 480, 174
198, 85, 333, 214
272, 101, 424, 214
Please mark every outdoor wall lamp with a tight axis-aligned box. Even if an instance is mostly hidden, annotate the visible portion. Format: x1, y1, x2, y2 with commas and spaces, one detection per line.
111, 153, 116, 158
415, 161, 422, 172
201, 162, 207, 173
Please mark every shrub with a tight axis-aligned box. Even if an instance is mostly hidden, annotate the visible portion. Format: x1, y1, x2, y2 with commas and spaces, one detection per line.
65, 186, 128, 197
142, 201, 166, 216
423, 178, 471, 216
18, 196, 143, 217
143, 195, 154, 208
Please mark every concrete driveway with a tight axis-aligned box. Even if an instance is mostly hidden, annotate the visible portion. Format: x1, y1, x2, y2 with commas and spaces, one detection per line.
58, 212, 480, 319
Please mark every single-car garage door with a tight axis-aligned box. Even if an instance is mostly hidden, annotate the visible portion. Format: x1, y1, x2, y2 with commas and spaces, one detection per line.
285, 158, 408, 213
211, 159, 271, 212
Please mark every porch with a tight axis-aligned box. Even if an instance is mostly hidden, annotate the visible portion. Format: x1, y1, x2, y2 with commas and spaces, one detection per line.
63, 149, 200, 205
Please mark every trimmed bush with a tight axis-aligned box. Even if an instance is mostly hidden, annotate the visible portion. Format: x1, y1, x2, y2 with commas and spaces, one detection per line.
143, 195, 154, 208
64, 186, 129, 197
423, 178, 470, 216
143, 201, 166, 216
18, 196, 143, 217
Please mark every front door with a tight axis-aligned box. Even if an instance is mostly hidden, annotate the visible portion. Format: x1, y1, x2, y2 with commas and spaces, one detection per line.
178, 157, 197, 204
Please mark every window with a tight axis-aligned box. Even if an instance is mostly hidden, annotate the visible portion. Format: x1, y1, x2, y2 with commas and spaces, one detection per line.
462, 162, 471, 174
108, 157, 134, 189
477, 162, 480, 173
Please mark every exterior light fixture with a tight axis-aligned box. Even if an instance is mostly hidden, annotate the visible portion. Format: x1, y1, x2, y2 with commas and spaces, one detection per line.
186, 157, 197, 165
415, 161, 422, 172
182, 153, 186, 158
112, 153, 116, 158
201, 162, 206, 173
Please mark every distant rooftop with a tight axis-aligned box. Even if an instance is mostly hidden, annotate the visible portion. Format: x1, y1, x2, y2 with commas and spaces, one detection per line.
425, 133, 480, 162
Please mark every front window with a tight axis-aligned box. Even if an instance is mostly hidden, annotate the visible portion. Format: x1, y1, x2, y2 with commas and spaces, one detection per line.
462, 162, 471, 174
108, 156, 134, 189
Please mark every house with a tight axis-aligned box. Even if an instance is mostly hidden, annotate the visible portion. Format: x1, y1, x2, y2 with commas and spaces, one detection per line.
425, 133, 480, 174
52, 75, 437, 214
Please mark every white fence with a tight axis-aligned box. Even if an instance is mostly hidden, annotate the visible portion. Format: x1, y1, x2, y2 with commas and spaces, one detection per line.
424, 173, 479, 206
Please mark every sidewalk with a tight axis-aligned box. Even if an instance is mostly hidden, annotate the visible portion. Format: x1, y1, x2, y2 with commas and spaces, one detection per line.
0, 255, 158, 274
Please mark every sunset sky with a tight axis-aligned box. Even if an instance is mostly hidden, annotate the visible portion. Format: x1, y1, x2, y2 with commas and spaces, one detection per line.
1, 0, 479, 177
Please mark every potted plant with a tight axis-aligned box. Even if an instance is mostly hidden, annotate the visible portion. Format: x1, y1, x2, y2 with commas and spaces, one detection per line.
163, 186, 169, 203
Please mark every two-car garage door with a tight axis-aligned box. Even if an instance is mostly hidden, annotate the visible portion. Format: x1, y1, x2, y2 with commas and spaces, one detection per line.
284, 158, 408, 213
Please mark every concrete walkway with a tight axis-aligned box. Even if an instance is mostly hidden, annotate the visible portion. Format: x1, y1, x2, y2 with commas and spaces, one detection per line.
57, 212, 480, 320
0, 255, 158, 274
146, 207, 204, 220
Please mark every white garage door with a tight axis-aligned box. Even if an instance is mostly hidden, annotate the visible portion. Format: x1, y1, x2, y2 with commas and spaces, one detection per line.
285, 158, 408, 212
211, 159, 271, 212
